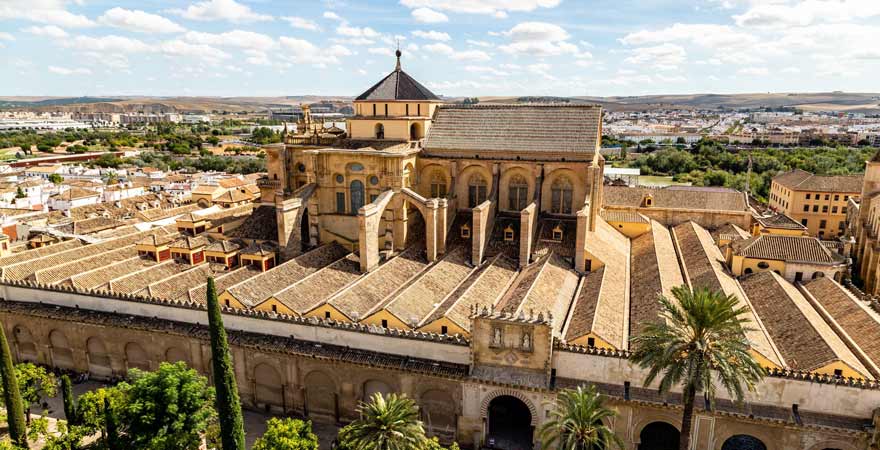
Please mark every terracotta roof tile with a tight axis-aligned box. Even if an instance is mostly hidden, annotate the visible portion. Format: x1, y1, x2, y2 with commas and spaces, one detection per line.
732, 235, 840, 263
773, 169, 862, 193
603, 185, 748, 212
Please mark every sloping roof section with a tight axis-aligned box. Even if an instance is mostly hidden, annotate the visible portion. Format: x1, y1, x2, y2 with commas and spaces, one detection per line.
355, 54, 439, 101
773, 169, 863, 193
603, 185, 748, 212
424, 104, 602, 154
732, 234, 841, 263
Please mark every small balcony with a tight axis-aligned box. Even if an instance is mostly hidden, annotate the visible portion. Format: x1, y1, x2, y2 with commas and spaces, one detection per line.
257, 178, 281, 190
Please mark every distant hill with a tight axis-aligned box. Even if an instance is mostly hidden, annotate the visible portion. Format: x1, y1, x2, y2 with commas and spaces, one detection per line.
1, 92, 877, 113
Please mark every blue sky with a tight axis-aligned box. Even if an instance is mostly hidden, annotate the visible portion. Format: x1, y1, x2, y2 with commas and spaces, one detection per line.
2, 0, 879, 98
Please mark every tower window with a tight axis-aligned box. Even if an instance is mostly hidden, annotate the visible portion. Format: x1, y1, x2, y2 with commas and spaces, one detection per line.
372, 104, 376, 116
417, 104, 421, 115
406, 104, 409, 115
374, 123, 384, 139
384, 104, 388, 116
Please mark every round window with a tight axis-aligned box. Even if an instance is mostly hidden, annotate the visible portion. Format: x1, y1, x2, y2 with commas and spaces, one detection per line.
370, 176, 379, 186
335, 174, 344, 183
297, 163, 306, 173
757, 261, 770, 269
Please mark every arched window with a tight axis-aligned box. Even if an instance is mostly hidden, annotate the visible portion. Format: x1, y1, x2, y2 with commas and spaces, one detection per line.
508, 174, 529, 211
430, 171, 447, 198
350, 180, 365, 213
375, 123, 384, 139
410, 123, 422, 140
468, 173, 488, 208
721, 435, 766, 450
551, 176, 573, 214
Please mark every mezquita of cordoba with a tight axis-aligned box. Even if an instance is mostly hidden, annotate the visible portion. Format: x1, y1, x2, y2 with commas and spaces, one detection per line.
3, 52, 880, 450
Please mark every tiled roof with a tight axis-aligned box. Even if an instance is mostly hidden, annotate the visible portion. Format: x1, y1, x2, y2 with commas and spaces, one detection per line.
0, 239, 83, 266
215, 188, 252, 204
138, 233, 177, 247
732, 235, 840, 263
563, 217, 630, 346
600, 209, 649, 224
147, 263, 230, 301
69, 256, 158, 291
108, 260, 192, 295
755, 212, 807, 231
271, 254, 362, 314
355, 63, 439, 101
424, 104, 601, 154
73, 217, 123, 235
603, 185, 748, 212
801, 277, 880, 378
380, 246, 474, 327
628, 223, 685, 337
741, 272, 869, 377
33, 246, 137, 285
206, 239, 244, 253
226, 243, 349, 307
186, 265, 262, 303
672, 221, 784, 367
328, 246, 429, 320
773, 169, 862, 193
228, 205, 277, 241
712, 223, 751, 242
170, 235, 209, 250
422, 254, 517, 331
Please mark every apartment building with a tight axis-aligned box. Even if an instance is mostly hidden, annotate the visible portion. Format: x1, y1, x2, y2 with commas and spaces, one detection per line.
769, 169, 862, 238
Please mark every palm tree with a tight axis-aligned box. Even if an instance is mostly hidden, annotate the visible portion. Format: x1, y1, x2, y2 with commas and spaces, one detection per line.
629, 286, 765, 450
539, 385, 623, 450
338, 392, 426, 450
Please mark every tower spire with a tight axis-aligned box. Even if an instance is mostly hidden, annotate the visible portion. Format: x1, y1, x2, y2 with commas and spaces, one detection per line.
395, 40, 401, 71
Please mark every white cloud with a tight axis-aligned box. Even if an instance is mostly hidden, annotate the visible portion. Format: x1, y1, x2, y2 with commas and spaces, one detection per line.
323, 11, 343, 21
283, 16, 320, 31
411, 8, 448, 23
737, 66, 769, 76
159, 39, 231, 62
63, 35, 153, 54
734, 1, 880, 28
0, 0, 95, 28
48, 65, 91, 75
624, 43, 687, 69
337, 24, 380, 39
184, 30, 276, 51
497, 22, 588, 57
22, 25, 68, 39
466, 39, 492, 47
411, 30, 451, 41
279, 36, 347, 65
465, 65, 509, 76
399, 0, 561, 18
424, 43, 491, 61
620, 23, 757, 49
0, 32, 13, 41
368, 47, 393, 56
168, 0, 272, 23
98, 8, 185, 34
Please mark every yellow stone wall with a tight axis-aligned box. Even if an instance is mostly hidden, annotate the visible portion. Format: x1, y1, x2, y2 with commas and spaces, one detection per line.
768, 180, 858, 238
731, 255, 786, 276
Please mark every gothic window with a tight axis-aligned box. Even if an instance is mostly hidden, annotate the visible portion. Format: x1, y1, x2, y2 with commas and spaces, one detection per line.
336, 192, 345, 213
551, 176, 573, 214
430, 171, 447, 198
522, 332, 531, 350
468, 173, 488, 208
375, 123, 384, 139
508, 174, 528, 210
350, 180, 365, 213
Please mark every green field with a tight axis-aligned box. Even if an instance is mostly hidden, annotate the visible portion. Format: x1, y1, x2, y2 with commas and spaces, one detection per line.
638, 175, 690, 187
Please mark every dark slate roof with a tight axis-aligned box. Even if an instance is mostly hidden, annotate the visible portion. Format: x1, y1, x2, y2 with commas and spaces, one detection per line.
355, 62, 439, 101
424, 104, 602, 154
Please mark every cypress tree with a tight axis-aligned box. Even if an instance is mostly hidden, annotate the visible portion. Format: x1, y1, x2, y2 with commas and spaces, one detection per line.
61, 374, 77, 425
0, 325, 27, 447
104, 397, 120, 450
206, 277, 245, 450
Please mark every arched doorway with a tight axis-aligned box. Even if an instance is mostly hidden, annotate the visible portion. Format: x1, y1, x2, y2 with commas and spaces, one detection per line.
125, 342, 150, 371
421, 389, 456, 439
254, 363, 284, 412
363, 379, 393, 401
638, 422, 679, 450
165, 347, 189, 365
375, 123, 385, 139
87, 337, 112, 379
721, 435, 767, 450
13, 326, 38, 362
487, 395, 533, 450
300, 208, 311, 252
304, 370, 338, 421
49, 330, 74, 370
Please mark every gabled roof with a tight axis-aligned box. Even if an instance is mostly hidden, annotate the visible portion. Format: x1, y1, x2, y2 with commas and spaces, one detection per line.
425, 104, 602, 154
603, 185, 748, 212
755, 212, 807, 231
732, 234, 842, 264
772, 169, 862, 193
355, 52, 439, 101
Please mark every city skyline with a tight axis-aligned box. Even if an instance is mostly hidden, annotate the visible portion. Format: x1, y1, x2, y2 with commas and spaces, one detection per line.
2, 0, 880, 98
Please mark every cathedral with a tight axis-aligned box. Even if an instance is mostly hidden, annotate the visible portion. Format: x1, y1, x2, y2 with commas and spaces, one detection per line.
1, 52, 879, 450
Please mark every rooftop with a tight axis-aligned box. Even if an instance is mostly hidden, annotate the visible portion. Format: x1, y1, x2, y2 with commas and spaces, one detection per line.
773, 169, 863, 193
355, 51, 439, 101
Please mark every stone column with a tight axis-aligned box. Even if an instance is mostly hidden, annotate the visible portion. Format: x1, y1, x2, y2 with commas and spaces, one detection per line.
275, 195, 302, 261
437, 198, 448, 255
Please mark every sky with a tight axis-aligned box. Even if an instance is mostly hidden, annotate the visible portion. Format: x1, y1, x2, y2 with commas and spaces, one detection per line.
1, 0, 880, 98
